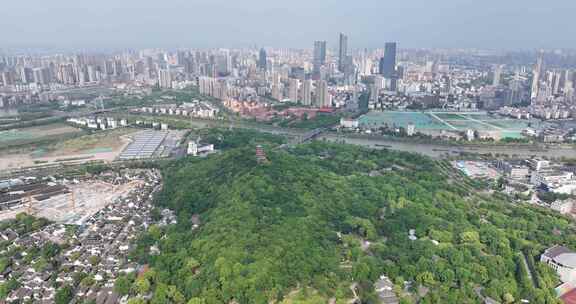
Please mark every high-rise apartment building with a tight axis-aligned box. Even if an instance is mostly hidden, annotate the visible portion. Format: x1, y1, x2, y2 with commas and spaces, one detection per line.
19, 67, 34, 84
315, 80, 330, 108
158, 69, 172, 89
301, 79, 313, 105
288, 78, 299, 102
338, 33, 348, 72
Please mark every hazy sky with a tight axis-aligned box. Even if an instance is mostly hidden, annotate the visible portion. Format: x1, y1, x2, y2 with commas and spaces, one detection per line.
2, 0, 575, 50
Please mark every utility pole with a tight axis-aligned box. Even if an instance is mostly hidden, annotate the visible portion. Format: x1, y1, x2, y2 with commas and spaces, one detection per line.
25, 194, 35, 215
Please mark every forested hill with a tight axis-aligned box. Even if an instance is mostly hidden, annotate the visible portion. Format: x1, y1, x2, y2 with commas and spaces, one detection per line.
129, 141, 576, 304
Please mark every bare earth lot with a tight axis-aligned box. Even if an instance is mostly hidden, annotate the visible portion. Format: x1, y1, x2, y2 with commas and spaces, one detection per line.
0, 128, 136, 171
0, 123, 81, 145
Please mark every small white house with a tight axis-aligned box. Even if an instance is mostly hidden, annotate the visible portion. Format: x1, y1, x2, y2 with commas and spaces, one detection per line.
340, 118, 359, 129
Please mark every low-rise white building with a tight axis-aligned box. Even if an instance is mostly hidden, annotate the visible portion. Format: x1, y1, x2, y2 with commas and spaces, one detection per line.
187, 141, 198, 156
531, 170, 574, 189
340, 118, 359, 129
526, 159, 550, 172
187, 142, 214, 157
406, 123, 416, 136
466, 129, 475, 141
541, 245, 576, 284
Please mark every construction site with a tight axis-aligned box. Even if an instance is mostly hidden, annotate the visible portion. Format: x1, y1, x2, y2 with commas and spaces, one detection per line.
0, 177, 142, 224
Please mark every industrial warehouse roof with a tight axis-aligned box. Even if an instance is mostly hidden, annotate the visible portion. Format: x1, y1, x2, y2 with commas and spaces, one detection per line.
118, 131, 168, 160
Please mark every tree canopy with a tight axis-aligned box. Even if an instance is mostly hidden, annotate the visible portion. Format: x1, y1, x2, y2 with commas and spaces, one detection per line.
130, 140, 573, 303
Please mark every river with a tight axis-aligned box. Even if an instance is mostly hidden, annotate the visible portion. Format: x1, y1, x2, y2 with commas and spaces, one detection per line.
320, 134, 576, 159
183, 117, 575, 159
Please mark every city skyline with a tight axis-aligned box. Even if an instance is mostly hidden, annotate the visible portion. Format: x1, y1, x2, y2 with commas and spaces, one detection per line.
2, 0, 576, 50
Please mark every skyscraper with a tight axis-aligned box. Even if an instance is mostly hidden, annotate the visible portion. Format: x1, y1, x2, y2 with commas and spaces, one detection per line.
531, 52, 543, 101
378, 42, 398, 91
564, 70, 575, 101
19, 67, 34, 84
380, 42, 397, 78
492, 65, 503, 86
258, 48, 267, 71
313, 41, 327, 75
552, 70, 562, 95
338, 33, 348, 72
564, 70, 574, 95
508, 68, 521, 104
87, 65, 99, 83
36, 67, 53, 85
177, 51, 188, 66
271, 71, 282, 100
1, 71, 14, 86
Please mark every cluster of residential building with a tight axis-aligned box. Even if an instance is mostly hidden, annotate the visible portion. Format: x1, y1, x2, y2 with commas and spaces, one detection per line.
496, 158, 576, 210
538, 126, 576, 143
221, 98, 325, 122
0, 169, 165, 303
531, 105, 573, 120
497, 106, 533, 119
67, 116, 128, 130
131, 99, 219, 119
455, 158, 576, 215
133, 121, 170, 131
498, 105, 574, 121
67, 115, 191, 133
198, 75, 355, 110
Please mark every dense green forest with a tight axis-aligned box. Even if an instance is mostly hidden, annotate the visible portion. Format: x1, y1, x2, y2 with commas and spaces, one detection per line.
127, 140, 576, 304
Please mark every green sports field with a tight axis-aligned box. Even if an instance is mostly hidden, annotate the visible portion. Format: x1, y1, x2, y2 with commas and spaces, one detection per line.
359, 111, 545, 138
